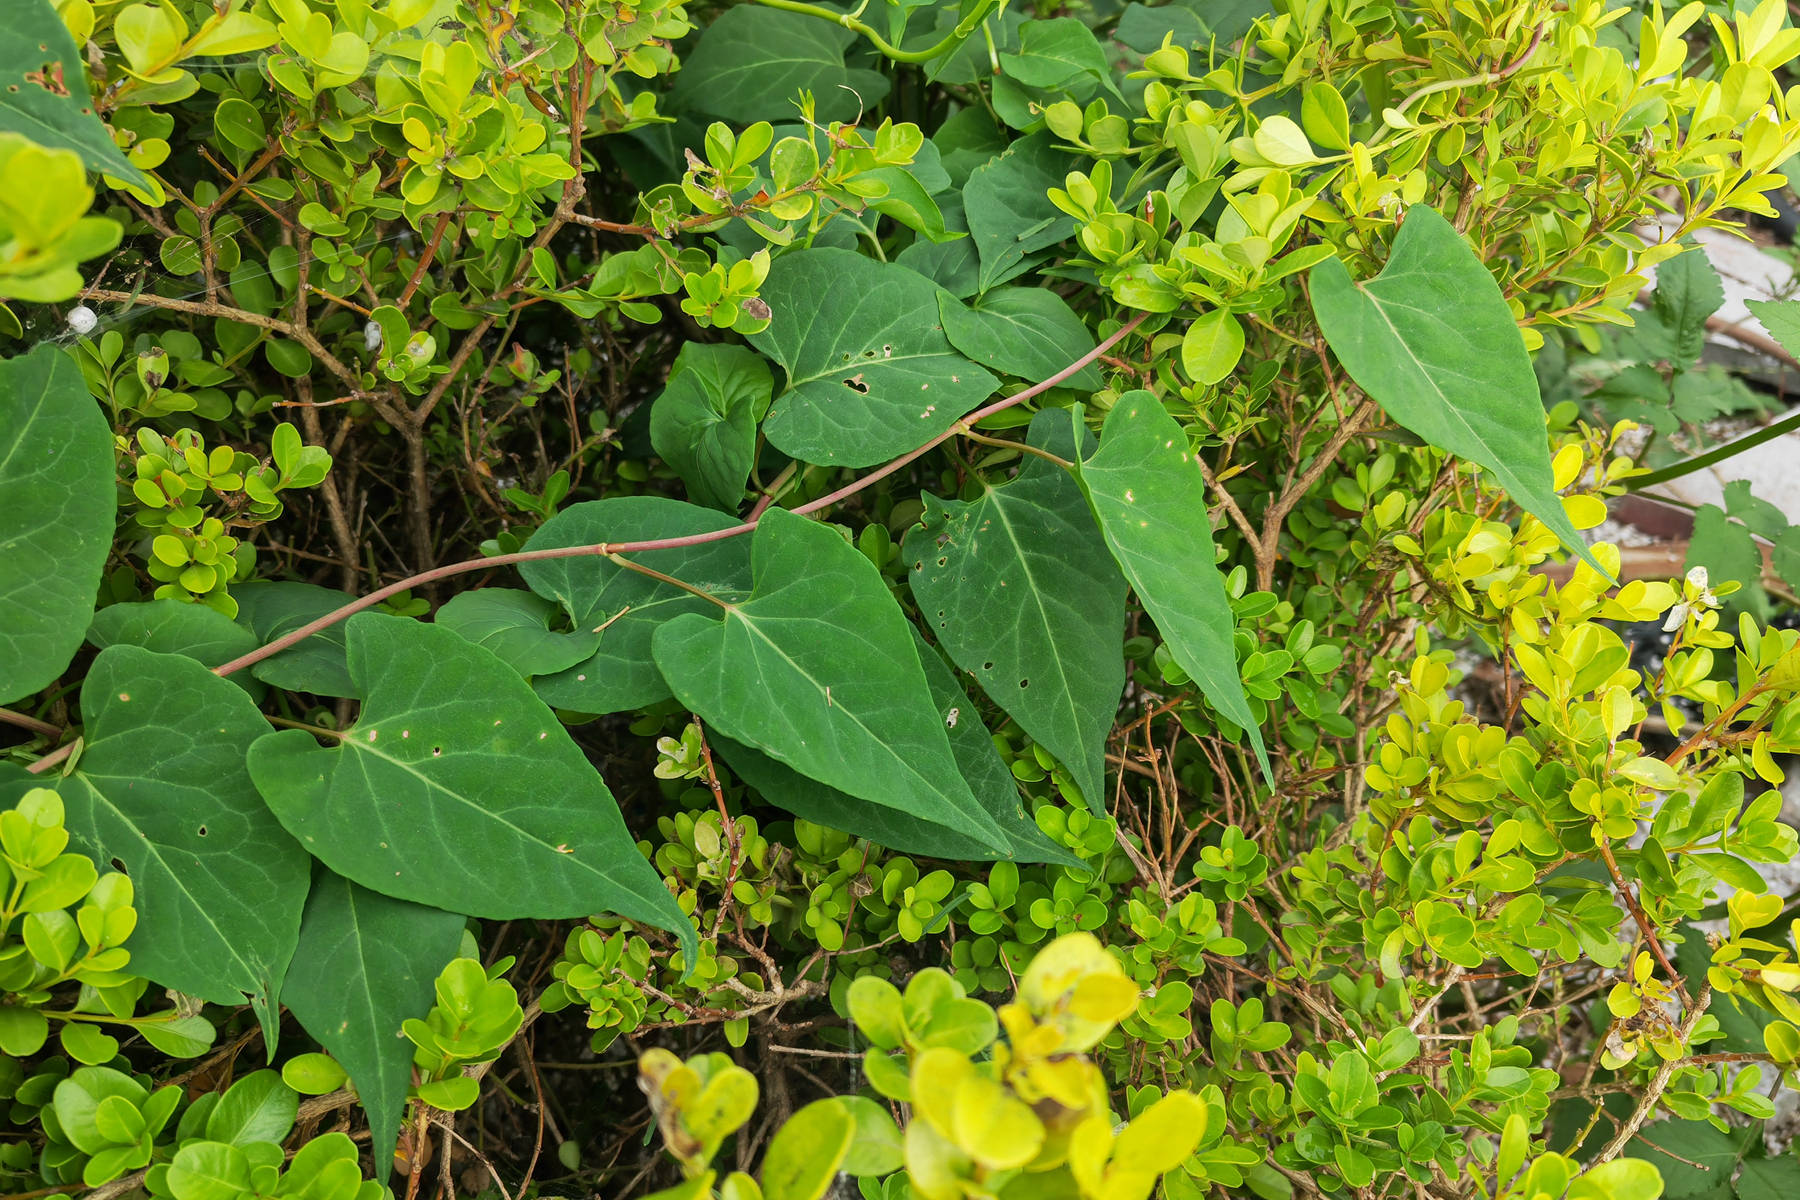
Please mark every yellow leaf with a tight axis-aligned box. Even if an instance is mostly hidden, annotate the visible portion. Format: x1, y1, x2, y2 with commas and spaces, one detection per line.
1112, 1092, 1207, 1174
951, 1074, 1045, 1170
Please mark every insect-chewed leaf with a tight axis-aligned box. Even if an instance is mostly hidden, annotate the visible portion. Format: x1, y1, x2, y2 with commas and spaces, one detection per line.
906, 409, 1124, 810
1072, 394, 1270, 782
44, 646, 310, 1051
748, 249, 997, 468
246, 614, 694, 959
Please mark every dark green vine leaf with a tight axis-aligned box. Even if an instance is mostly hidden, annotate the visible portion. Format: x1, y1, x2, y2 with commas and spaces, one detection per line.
87, 600, 264, 696
648, 343, 773, 512
1, 1, 150, 187
519, 498, 753, 714
652, 508, 1008, 850
55, 646, 311, 1051
246, 614, 694, 960
896, 193, 980, 299
1072, 393, 1270, 782
0, 345, 114, 705
749, 249, 997, 467
1309, 206, 1602, 573
963, 134, 1076, 293
1625, 1118, 1755, 1200
666, 6, 889, 124
937, 287, 1101, 388
997, 18, 1124, 102
231, 582, 355, 698
905, 410, 1123, 810
712, 631, 1078, 866
434, 589, 601, 679
281, 870, 464, 1175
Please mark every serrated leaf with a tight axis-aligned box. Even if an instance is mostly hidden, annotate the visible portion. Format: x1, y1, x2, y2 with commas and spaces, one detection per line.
519, 498, 753, 714
666, 7, 889, 124
748, 249, 997, 467
652, 507, 1008, 850
905, 410, 1123, 809
51, 646, 310, 1051
1652, 246, 1724, 371
648, 343, 773, 512
1309, 206, 1604, 574
246, 614, 693, 960
433, 589, 601, 679
1747, 297, 1800, 359
1, 1, 150, 186
937, 288, 1101, 388
1072, 393, 1270, 782
281, 871, 464, 1174
231, 582, 355, 697
711, 631, 1079, 866
1, 344, 114, 704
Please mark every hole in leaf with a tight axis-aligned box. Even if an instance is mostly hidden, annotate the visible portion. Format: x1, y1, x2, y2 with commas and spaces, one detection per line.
432, 746, 443, 757
197, 826, 208, 837
843, 375, 869, 394
1019, 679, 1030, 688
110, 858, 128, 874
983, 661, 994, 671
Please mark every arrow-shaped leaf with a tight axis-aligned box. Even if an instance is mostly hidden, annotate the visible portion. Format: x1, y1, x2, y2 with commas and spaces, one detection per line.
712, 632, 1079, 866
519, 498, 752, 715
1, 345, 114, 704
905, 410, 1124, 810
1072, 394, 1270, 782
652, 508, 1008, 851
247, 614, 694, 960
54, 647, 311, 1051
1309, 206, 1603, 573
281, 871, 464, 1174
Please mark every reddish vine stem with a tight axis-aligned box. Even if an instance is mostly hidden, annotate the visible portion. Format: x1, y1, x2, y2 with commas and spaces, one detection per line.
0, 707, 62, 739
204, 312, 1148, 683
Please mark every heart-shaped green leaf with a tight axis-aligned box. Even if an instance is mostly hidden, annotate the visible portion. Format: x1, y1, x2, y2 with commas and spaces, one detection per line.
246, 614, 694, 957
905, 410, 1124, 810
49, 647, 311, 1050
748, 249, 997, 467
1072, 393, 1269, 782
281, 870, 464, 1174
520, 498, 753, 715
653, 508, 1008, 850
434, 589, 601, 679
